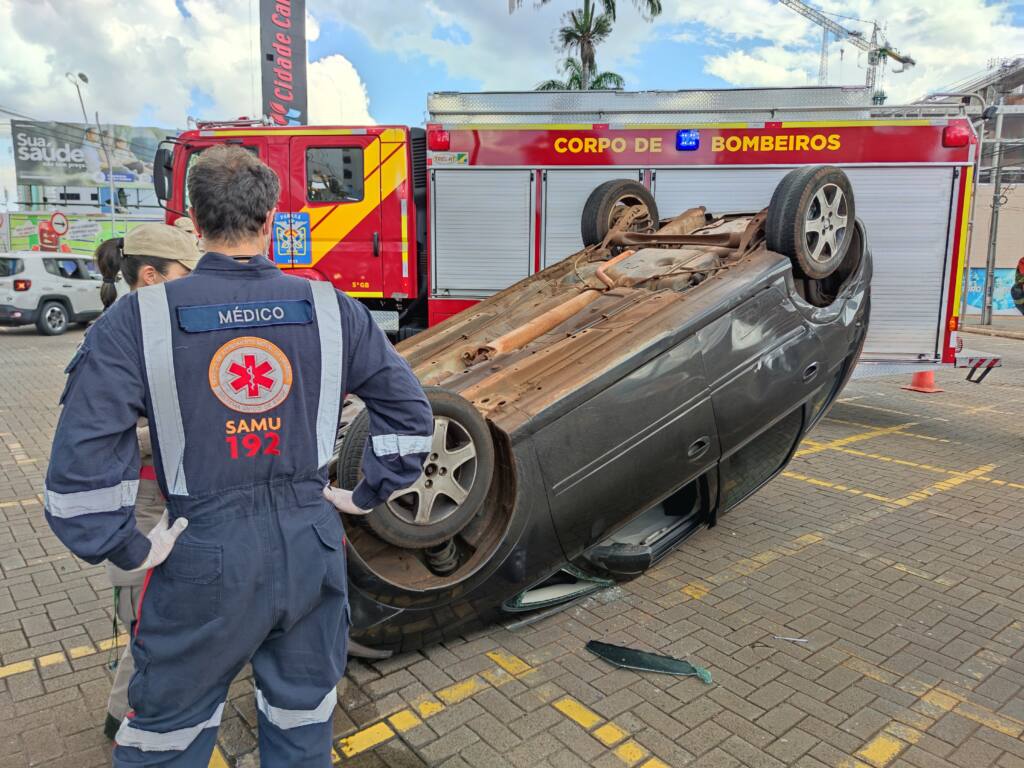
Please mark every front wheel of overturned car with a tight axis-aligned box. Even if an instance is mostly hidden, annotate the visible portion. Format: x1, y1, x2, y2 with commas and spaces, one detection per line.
767, 165, 855, 280
338, 387, 495, 550
581, 179, 659, 247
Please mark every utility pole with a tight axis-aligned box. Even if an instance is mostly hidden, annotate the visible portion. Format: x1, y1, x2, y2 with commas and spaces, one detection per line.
65, 71, 116, 233
982, 103, 1004, 326
95, 111, 117, 234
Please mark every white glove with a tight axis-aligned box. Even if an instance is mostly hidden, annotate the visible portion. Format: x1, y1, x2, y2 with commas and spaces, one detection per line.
323, 485, 373, 515
128, 510, 189, 572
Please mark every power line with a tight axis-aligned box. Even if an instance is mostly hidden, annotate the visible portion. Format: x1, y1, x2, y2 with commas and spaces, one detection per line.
0, 103, 173, 159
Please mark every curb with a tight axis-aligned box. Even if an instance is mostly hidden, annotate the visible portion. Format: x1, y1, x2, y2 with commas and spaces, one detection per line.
962, 326, 1024, 341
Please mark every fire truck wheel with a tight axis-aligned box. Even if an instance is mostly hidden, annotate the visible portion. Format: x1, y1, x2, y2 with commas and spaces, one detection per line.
337, 387, 495, 550
581, 180, 659, 247
767, 166, 855, 280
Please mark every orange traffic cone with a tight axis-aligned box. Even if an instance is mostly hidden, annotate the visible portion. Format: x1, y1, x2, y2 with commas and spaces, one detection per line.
902, 370, 943, 393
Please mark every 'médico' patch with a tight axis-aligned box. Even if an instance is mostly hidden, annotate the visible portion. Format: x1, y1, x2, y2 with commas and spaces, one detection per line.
177, 300, 312, 333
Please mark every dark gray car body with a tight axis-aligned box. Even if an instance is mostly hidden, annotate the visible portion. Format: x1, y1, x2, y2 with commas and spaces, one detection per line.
345, 214, 872, 652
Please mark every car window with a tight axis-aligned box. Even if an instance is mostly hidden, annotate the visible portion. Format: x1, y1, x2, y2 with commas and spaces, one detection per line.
306, 147, 363, 203
0, 258, 24, 277
53, 259, 90, 280
42, 258, 62, 277
79, 260, 101, 279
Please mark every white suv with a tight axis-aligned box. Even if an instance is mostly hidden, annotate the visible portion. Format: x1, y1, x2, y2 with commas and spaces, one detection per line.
0, 252, 106, 335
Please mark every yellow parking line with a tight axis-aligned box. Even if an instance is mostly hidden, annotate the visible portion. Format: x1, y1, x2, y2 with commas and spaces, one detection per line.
824, 417, 950, 442
387, 709, 422, 733
0, 497, 42, 508
486, 650, 532, 676
337, 722, 395, 758
890, 464, 997, 508
37, 652, 67, 668
333, 651, 535, 759
437, 675, 488, 704
551, 696, 662, 766
554, 697, 603, 730
594, 722, 628, 746
681, 582, 709, 600
795, 423, 916, 458
614, 740, 649, 765
781, 471, 895, 504
0, 660, 34, 679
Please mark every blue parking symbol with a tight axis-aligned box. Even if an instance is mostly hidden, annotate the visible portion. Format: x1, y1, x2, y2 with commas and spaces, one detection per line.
273, 212, 311, 265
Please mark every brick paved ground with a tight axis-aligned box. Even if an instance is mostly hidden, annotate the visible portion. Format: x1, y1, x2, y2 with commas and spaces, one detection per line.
1, 323, 1023, 768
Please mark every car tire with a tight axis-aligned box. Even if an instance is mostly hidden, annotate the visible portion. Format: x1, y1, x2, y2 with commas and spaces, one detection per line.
767, 166, 855, 280
581, 180, 659, 247
36, 302, 69, 336
337, 387, 495, 550
336, 410, 372, 492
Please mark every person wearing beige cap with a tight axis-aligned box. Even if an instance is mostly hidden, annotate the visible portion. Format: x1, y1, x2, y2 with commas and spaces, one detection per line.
92, 223, 201, 739
95, 223, 201, 310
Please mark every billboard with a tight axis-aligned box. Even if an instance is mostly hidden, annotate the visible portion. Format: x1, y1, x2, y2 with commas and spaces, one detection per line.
7, 212, 157, 255
260, 0, 308, 126
11, 120, 167, 189
966, 267, 1020, 316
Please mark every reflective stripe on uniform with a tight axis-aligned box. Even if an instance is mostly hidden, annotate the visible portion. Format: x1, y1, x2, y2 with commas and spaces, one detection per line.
372, 434, 432, 457
255, 686, 337, 730
44, 480, 139, 519
137, 284, 189, 495
310, 282, 343, 469
115, 702, 224, 752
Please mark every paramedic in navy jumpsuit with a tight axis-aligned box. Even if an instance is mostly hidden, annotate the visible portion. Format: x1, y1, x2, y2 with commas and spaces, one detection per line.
44, 145, 433, 767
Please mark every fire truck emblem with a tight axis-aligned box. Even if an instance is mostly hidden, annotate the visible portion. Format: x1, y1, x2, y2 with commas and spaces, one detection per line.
208, 336, 293, 413
272, 212, 311, 266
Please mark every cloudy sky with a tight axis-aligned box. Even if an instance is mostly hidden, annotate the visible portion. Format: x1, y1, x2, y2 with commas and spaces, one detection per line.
1, 0, 1023, 129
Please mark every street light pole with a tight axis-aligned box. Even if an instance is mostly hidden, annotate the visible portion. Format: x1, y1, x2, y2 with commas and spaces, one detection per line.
65, 72, 89, 123
65, 71, 116, 233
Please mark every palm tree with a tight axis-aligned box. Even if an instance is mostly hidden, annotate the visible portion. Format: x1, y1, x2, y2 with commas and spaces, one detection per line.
511, 0, 662, 90
537, 57, 624, 91
510, 0, 663, 21
557, 2, 613, 91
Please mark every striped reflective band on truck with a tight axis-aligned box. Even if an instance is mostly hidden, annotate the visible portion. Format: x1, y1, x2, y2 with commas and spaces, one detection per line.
115, 703, 225, 752
44, 480, 139, 518
310, 281, 343, 469
255, 686, 337, 729
372, 434, 432, 457
138, 284, 189, 495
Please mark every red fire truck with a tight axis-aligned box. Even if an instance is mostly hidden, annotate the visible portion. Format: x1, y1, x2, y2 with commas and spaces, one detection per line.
154, 88, 978, 369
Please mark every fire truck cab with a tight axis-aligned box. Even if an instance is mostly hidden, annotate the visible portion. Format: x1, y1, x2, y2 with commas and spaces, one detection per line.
155, 87, 978, 369
155, 122, 428, 335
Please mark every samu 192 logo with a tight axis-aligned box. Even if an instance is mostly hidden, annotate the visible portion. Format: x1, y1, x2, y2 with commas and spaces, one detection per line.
208, 336, 293, 413
272, 212, 311, 265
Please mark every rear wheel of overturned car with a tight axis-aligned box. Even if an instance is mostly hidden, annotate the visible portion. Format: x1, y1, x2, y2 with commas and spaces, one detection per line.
337, 387, 495, 550
767, 165, 855, 280
581, 179, 659, 247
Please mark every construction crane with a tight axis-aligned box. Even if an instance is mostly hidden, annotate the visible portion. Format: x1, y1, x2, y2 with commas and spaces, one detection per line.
778, 0, 916, 104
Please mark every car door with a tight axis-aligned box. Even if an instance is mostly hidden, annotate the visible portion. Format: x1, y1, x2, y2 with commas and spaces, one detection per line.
697, 278, 825, 511
287, 135, 383, 296
73, 258, 103, 313
535, 334, 720, 558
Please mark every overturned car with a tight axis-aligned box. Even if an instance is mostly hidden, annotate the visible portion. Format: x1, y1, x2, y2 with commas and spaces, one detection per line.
334, 166, 871, 653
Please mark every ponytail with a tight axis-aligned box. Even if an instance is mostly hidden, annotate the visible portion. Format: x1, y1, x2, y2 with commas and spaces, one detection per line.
94, 236, 175, 310
95, 238, 124, 309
